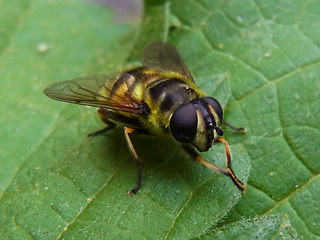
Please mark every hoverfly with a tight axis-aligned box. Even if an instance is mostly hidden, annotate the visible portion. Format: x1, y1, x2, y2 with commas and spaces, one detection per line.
44, 41, 246, 195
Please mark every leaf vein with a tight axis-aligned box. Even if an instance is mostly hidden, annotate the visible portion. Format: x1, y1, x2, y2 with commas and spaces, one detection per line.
229, 60, 320, 107
275, 84, 315, 175
0, 106, 69, 201
287, 198, 319, 237
56, 168, 120, 239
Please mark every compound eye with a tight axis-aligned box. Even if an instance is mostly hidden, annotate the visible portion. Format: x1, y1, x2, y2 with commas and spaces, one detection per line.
204, 97, 223, 122
170, 103, 197, 143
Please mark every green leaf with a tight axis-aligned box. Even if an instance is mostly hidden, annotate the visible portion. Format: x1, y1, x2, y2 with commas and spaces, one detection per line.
195, 215, 298, 240
1, 0, 319, 239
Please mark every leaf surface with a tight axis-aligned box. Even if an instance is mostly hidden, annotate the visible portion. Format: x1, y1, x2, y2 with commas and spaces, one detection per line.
1, 0, 319, 239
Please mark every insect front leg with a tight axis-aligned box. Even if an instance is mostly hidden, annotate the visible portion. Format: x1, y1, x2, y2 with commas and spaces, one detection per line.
182, 143, 245, 192
124, 127, 144, 196
222, 121, 246, 133
88, 108, 116, 137
216, 137, 245, 192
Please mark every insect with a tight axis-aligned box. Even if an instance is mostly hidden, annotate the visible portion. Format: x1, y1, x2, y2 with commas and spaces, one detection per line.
44, 41, 246, 195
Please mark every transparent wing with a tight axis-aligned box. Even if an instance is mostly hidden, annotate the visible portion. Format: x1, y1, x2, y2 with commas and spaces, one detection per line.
141, 41, 194, 82
44, 74, 144, 114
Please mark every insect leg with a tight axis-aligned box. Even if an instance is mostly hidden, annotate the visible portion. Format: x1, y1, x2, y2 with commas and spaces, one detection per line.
216, 137, 246, 192
182, 143, 245, 192
88, 108, 116, 137
124, 127, 143, 196
222, 121, 246, 133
